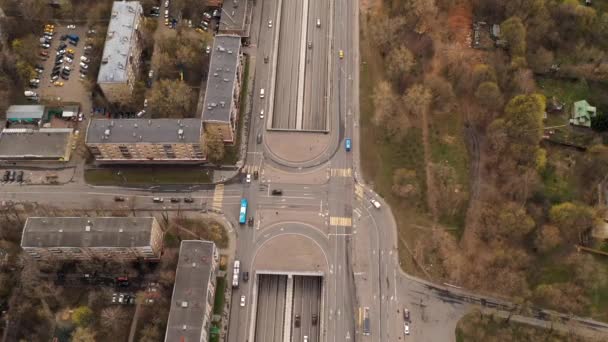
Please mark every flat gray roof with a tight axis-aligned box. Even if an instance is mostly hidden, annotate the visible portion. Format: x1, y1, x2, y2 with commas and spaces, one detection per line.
219, 0, 248, 34
97, 1, 142, 84
86, 119, 202, 144
201, 35, 241, 123
21, 217, 157, 248
165, 240, 217, 342
6, 105, 45, 120
0, 128, 72, 160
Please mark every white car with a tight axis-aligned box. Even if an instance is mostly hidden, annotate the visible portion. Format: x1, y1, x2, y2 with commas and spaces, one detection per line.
79, 62, 88, 69
67, 24, 76, 29
268, 20, 273, 28
80, 56, 89, 63
404, 323, 410, 335
370, 199, 381, 209
144, 98, 148, 107
78, 113, 84, 122
260, 109, 264, 119
246, 174, 251, 183
164, 0, 169, 7
57, 50, 65, 55
240, 295, 246, 307
65, 57, 73, 63
164, 9, 169, 18
40, 43, 50, 49
29, 79, 40, 84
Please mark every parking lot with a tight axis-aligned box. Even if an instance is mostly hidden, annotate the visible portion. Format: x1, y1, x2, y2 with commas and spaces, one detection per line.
36, 24, 93, 115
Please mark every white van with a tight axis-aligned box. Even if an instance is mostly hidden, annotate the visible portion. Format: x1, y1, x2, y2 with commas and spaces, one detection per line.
260, 88, 265, 99
316, 18, 321, 27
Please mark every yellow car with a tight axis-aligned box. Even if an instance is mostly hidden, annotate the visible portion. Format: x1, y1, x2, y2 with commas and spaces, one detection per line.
44, 28, 54, 33
67, 48, 75, 54
45, 24, 55, 29
195, 28, 205, 34
339, 50, 344, 59
165, 18, 170, 26
53, 81, 64, 87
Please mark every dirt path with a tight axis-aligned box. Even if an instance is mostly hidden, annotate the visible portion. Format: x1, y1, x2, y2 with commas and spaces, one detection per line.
420, 105, 439, 221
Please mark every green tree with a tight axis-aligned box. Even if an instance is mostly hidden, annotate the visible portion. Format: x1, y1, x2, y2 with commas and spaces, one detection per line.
496, 202, 535, 240
549, 202, 596, 243
502, 94, 545, 166
501, 16, 527, 57
474, 82, 503, 111
71, 327, 96, 342
204, 127, 225, 164
11, 34, 38, 66
72, 306, 94, 327
15, 60, 35, 85
148, 79, 194, 118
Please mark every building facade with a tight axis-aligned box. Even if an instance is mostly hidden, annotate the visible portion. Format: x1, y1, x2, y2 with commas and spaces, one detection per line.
201, 35, 243, 143
21, 217, 163, 261
165, 240, 218, 342
85, 119, 205, 164
97, 1, 143, 104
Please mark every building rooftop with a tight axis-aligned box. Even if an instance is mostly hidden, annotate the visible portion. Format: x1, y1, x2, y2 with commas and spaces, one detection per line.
21, 217, 157, 248
0, 128, 72, 160
201, 35, 242, 123
219, 0, 248, 34
97, 1, 142, 84
165, 240, 217, 342
86, 119, 203, 144
6, 105, 45, 120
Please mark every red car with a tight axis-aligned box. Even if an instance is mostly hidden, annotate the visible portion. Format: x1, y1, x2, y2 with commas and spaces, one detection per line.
39, 50, 49, 57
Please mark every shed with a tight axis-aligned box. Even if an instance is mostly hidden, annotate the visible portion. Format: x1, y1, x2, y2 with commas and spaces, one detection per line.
6, 105, 45, 123
570, 100, 597, 128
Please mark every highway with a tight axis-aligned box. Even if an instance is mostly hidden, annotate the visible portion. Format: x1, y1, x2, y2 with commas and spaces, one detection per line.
255, 274, 287, 342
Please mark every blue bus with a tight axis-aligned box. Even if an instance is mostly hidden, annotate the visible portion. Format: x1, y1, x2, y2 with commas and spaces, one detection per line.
345, 138, 352, 152
239, 198, 248, 224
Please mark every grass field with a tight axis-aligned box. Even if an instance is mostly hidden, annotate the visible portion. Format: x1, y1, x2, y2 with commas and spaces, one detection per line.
84, 167, 213, 185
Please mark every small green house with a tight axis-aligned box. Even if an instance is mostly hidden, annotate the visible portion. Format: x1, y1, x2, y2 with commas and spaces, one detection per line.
570, 100, 597, 128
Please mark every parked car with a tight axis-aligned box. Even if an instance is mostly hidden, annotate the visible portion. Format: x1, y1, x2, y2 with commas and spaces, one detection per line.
312, 314, 318, 325
184, 197, 194, 203
79, 62, 88, 69
404, 308, 410, 321
67, 24, 76, 29
114, 196, 125, 202
271, 189, 283, 196
16, 171, 23, 183
2, 171, 9, 182
8, 170, 15, 182
80, 56, 90, 63
243, 272, 249, 282
153, 197, 164, 203
370, 199, 381, 209
40, 43, 50, 49
170, 197, 180, 203
240, 295, 246, 307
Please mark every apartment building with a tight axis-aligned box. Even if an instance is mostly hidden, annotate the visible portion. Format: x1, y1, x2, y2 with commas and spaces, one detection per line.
97, 1, 143, 104
21, 217, 163, 261
201, 34, 243, 144
85, 118, 205, 164
165, 240, 219, 342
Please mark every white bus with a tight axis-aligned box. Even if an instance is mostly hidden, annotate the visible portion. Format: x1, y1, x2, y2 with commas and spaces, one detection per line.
232, 260, 240, 288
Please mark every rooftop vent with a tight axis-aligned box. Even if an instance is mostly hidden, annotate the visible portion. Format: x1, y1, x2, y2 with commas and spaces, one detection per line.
213, 73, 219, 77
181, 301, 188, 308
119, 228, 123, 233
102, 57, 109, 64
58, 229, 63, 233
85, 225, 91, 232
192, 262, 197, 267
111, 11, 118, 18
104, 129, 111, 136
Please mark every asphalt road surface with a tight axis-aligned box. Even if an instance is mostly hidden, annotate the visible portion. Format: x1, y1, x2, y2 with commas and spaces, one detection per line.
291, 275, 322, 342
255, 274, 288, 342
270, 0, 329, 131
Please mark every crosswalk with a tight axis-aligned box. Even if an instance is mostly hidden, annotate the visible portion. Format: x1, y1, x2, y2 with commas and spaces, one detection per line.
329, 168, 352, 177
212, 184, 224, 211
243, 164, 261, 174
329, 216, 352, 227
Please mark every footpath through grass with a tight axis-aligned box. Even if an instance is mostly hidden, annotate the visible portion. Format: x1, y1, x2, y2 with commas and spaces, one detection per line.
85, 167, 213, 185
